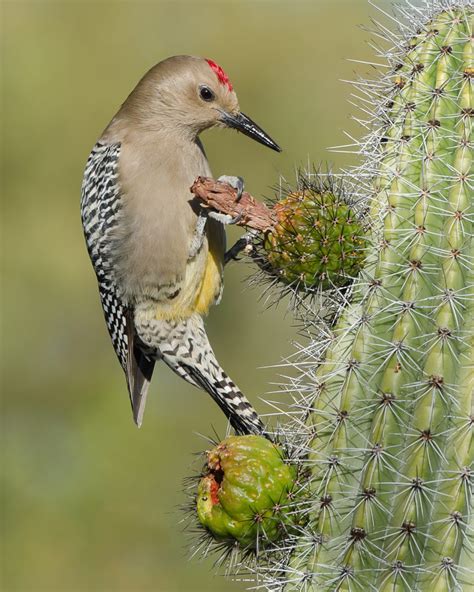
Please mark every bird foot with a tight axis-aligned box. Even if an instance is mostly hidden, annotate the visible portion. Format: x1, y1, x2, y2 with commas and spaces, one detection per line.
217, 175, 244, 200
224, 230, 258, 265
209, 175, 245, 225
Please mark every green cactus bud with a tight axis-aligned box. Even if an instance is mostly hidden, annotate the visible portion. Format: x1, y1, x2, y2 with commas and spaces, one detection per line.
260, 178, 367, 292
196, 436, 303, 548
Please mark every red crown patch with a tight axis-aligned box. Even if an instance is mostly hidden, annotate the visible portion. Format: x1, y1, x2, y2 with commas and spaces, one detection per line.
205, 59, 233, 92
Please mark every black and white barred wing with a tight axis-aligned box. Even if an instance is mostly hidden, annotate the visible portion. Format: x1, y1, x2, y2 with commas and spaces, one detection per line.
81, 142, 129, 370
81, 142, 155, 426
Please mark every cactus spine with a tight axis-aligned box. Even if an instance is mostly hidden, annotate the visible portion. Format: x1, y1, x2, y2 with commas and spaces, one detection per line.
280, 4, 473, 591
189, 2, 473, 590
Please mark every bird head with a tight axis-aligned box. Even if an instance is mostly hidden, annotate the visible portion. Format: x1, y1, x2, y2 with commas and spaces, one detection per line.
120, 55, 281, 152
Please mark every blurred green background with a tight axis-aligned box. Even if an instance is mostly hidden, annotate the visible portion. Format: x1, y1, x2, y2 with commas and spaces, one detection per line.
2, 1, 388, 590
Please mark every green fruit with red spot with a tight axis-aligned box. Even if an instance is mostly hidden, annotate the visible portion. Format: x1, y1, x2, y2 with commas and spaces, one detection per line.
196, 435, 302, 548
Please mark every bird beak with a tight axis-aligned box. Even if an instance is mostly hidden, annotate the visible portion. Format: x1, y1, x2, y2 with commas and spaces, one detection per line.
220, 111, 281, 152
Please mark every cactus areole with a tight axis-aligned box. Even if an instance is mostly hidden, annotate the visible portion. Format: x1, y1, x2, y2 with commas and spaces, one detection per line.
196, 436, 301, 548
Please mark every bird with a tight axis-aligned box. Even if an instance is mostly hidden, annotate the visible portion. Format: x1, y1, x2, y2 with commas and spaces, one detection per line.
81, 55, 281, 436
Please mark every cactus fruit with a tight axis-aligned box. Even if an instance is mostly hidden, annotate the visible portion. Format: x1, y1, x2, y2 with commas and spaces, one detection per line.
260, 177, 367, 292
191, 1, 473, 591
196, 436, 304, 549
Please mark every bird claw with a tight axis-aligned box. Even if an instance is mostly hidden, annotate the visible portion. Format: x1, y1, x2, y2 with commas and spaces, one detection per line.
230, 211, 244, 225
224, 230, 258, 265
210, 176, 245, 226
208, 210, 243, 225
217, 175, 245, 201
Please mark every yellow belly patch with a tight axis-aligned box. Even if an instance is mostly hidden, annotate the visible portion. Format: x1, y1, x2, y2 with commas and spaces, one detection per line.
155, 232, 224, 321
194, 247, 223, 316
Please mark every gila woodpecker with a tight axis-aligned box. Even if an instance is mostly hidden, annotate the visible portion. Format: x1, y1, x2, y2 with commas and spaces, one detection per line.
81, 55, 280, 435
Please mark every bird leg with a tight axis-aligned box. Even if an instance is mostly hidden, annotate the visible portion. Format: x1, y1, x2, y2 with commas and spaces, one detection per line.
211, 176, 256, 264
224, 230, 258, 265
188, 176, 244, 259
188, 209, 209, 259
191, 176, 276, 233
208, 175, 245, 225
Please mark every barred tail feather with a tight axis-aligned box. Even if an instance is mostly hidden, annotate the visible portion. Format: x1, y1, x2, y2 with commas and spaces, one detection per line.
135, 311, 266, 436
170, 359, 265, 436
127, 345, 155, 428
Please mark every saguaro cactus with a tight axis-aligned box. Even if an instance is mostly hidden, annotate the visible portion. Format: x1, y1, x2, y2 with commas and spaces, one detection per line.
280, 2, 473, 590
191, 1, 473, 590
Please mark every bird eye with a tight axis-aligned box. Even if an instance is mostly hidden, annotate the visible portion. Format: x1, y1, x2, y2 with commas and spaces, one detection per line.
199, 86, 215, 102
